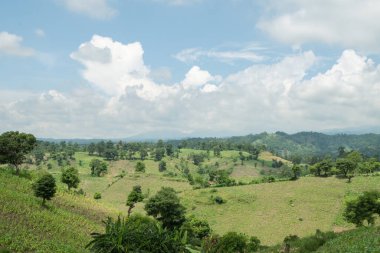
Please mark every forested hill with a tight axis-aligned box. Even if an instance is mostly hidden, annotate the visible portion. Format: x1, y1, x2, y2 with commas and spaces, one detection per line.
167, 132, 380, 161
40, 131, 380, 162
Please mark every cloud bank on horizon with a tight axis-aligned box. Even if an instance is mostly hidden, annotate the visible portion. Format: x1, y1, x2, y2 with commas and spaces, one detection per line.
1, 0, 380, 138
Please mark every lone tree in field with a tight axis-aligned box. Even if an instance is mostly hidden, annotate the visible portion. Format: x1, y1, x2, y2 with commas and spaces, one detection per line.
33, 174, 56, 205
126, 185, 144, 217
291, 164, 301, 180
158, 160, 167, 172
336, 158, 356, 182
0, 131, 36, 174
145, 187, 186, 230
344, 190, 380, 227
89, 159, 108, 177
135, 161, 146, 173
61, 167, 80, 190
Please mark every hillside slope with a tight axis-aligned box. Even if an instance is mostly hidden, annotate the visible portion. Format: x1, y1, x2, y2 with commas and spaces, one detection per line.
0, 169, 117, 253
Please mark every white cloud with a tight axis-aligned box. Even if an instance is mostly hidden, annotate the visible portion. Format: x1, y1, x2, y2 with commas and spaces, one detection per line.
59, 0, 116, 19
175, 47, 263, 63
0, 32, 35, 57
2, 35, 380, 138
35, 29, 45, 37
258, 0, 380, 53
181, 66, 220, 89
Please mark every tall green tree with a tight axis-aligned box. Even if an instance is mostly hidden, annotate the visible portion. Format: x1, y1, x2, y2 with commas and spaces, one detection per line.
336, 158, 356, 179
0, 131, 36, 174
89, 159, 108, 177
145, 187, 186, 230
33, 173, 56, 205
312, 159, 333, 177
291, 164, 301, 180
61, 167, 80, 190
344, 191, 380, 227
126, 185, 144, 217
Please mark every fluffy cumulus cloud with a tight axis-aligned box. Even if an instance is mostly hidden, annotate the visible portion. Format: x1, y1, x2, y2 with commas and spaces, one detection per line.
2, 35, 380, 138
71, 35, 179, 101
59, 0, 116, 19
258, 0, 380, 52
181, 66, 221, 90
0, 32, 35, 57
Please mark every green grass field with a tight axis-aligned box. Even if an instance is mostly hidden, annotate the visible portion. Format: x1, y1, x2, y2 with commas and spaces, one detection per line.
47, 151, 380, 245
2, 149, 380, 252
0, 169, 117, 253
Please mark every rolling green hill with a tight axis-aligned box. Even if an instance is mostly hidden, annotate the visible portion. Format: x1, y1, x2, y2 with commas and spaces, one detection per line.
0, 169, 117, 253
1, 147, 380, 252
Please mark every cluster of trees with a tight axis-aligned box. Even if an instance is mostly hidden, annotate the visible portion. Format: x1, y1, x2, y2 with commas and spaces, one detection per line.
89, 159, 108, 177
310, 150, 380, 182
86, 140, 176, 162
88, 186, 262, 252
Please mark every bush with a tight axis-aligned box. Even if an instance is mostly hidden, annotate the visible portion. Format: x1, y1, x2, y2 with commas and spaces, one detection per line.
213, 195, 226, 204
181, 216, 211, 244
283, 230, 336, 253
135, 161, 146, 173
204, 232, 260, 253
158, 161, 167, 172
94, 192, 102, 200
344, 190, 380, 226
87, 214, 189, 253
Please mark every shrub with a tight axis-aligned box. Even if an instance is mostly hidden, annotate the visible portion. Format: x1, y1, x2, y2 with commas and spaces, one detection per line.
158, 161, 167, 172
182, 216, 211, 245
214, 195, 226, 204
344, 190, 380, 226
205, 232, 260, 253
94, 192, 102, 200
86, 214, 189, 253
135, 161, 146, 173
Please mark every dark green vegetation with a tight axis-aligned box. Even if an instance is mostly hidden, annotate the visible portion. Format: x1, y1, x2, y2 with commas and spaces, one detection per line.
1, 131, 380, 252
32, 173, 56, 205
344, 191, 380, 227
61, 167, 80, 190
0, 131, 36, 174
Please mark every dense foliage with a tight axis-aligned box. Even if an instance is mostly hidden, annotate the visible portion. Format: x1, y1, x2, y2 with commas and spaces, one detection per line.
0, 131, 36, 173
32, 173, 56, 205
86, 215, 189, 253
145, 187, 186, 230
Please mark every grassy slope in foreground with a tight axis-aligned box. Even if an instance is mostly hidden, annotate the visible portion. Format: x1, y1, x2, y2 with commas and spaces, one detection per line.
316, 226, 380, 253
0, 169, 117, 253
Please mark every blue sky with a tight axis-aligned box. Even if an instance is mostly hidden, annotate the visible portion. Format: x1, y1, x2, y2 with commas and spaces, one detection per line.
1, 0, 380, 138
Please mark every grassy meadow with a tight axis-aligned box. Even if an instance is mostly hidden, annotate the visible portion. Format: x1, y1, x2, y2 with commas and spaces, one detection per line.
1, 148, 380, 252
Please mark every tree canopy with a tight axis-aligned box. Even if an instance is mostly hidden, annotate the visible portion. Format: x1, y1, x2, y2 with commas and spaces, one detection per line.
0, 131, 36, 173
145, 187, 186, 230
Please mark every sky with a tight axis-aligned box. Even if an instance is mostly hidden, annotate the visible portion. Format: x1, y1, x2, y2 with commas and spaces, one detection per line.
1, 0, 380, 138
